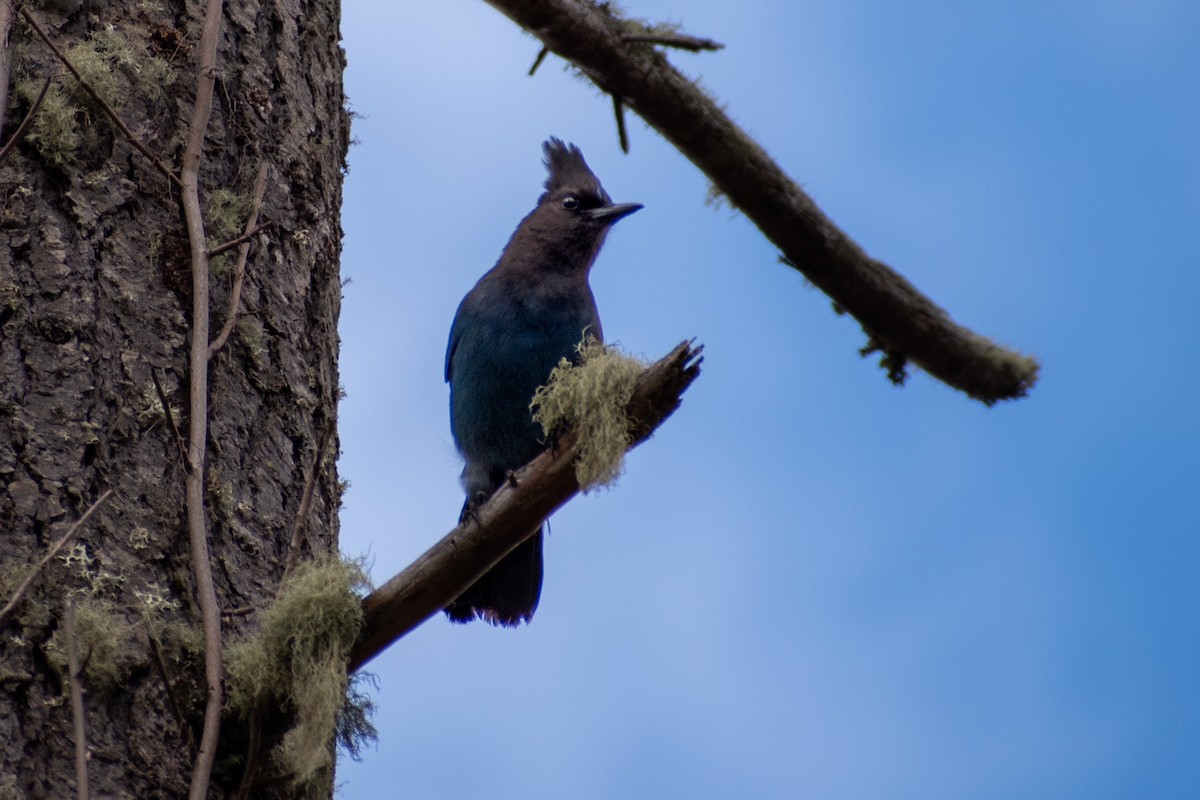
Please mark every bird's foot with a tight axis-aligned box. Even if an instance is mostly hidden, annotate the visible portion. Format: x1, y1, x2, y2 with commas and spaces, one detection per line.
459, 491, 490, 527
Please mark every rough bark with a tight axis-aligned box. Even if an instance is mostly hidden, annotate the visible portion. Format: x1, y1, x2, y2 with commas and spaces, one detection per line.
0, 0, 347, 797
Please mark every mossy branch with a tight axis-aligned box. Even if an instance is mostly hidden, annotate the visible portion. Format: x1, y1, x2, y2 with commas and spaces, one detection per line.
483, 0, 1039, 404
0, 76, 51, 165
349, 340, 702, 672
20, 7, 180, 186
209, 162, 271, 357
531, 338, 647, 490
225, 556, 373, 787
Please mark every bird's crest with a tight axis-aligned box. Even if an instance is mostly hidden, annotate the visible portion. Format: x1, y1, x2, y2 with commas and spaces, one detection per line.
542, 137, 605, 198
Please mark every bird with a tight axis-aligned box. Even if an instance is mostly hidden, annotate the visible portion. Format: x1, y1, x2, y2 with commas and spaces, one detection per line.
443, 138, 642, 625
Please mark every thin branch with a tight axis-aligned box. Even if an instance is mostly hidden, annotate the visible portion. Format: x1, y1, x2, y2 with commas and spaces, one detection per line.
0, 75, 51, 165
232, 709, 264, 800
0, 489, 114, 625
620, 33, 724, 52
206, 220, 270, 258
65, 598, 90, 800
146, 632, 196, 753
209, 161, 269, 357
486, 0, 1039, 404
180, 1, 226, 797
527, 46, 549, 76
150, 367, 187, 467
349, 341, 703, 672
612, 94, 629, 153
20, 7, 180, 187
282, 417, 336, 581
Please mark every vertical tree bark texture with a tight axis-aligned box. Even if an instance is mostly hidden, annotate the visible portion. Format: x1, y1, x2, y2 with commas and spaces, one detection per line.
0, 0, 347, 797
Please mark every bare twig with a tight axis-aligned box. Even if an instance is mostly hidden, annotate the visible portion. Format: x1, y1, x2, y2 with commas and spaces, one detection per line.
486, 0, 1039, 404
20, 8, 180, 187
349, 341, 702, 672
206, 220, 271, 258
612, 94, 629, 153
209, 162, 269, 356
65, 598, 90, 800
150, 368, 187, 467
232, 708, 263, 800
282, 417, 336, 581
146, 632, 196, 753
527, 46, 549, 76
0, 75, 51, 165
620, 32, 724, 52
0, 489, 114, 625
180, 1, 226, 797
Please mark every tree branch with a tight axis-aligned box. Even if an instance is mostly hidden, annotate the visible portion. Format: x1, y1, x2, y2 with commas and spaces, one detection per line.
282, 417, 335, 580
483, 0, 1038, 404
612, 94, 629, 153
0, 75, 51, 165
21, 7, 181, 187
209, 161, 269, 357
206, 220, 270, 258
348, 341, 702, 672
150, 367, 188, 467
619, 32, 724, 52
0, 488, 113, 625
146, 632, 196, 753
65, 598, 90, 800
180, 1, 226, 797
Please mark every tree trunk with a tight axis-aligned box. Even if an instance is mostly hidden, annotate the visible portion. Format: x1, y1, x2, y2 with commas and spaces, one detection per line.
0, 0, 347, 796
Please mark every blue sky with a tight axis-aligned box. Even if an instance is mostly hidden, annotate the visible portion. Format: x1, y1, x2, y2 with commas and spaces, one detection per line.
335, 2, 1199, 797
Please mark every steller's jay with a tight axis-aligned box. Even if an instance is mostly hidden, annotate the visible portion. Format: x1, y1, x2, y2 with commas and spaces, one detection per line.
443, 138, 642, 625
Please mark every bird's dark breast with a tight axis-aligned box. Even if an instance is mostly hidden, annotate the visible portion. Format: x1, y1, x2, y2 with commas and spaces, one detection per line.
450, 300, 597, 473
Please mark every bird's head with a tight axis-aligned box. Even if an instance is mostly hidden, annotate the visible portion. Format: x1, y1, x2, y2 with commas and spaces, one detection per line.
521, 138, 642, 267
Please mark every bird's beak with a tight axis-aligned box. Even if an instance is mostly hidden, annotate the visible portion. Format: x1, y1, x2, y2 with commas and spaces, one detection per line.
586, 202, 643, 225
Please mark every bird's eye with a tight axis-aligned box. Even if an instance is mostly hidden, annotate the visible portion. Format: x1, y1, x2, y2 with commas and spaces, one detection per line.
561, 195, 579, 210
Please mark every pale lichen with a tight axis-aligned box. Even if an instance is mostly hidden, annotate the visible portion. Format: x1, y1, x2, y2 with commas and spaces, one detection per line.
531, 337, 646, 491
225, 555, 374, 785
44, 597, 139, 690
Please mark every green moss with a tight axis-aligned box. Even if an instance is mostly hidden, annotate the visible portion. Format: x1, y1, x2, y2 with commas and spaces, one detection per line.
15, 26, 177, 166
208, 253, 229, 278
135, 382, 178, 425
225, 555, 374, 785
132, 584, 202, 702
205, 188, 252, 245
235, 317, 268, 364
207, 473, 235, 518
0, 773, 24, 800
16, 80, 79, 166
133, 50, 175, 103
44, 597, 139, 690
65, 35, 126, 109
531, 337, 646, 491
0, 562, 22, 602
